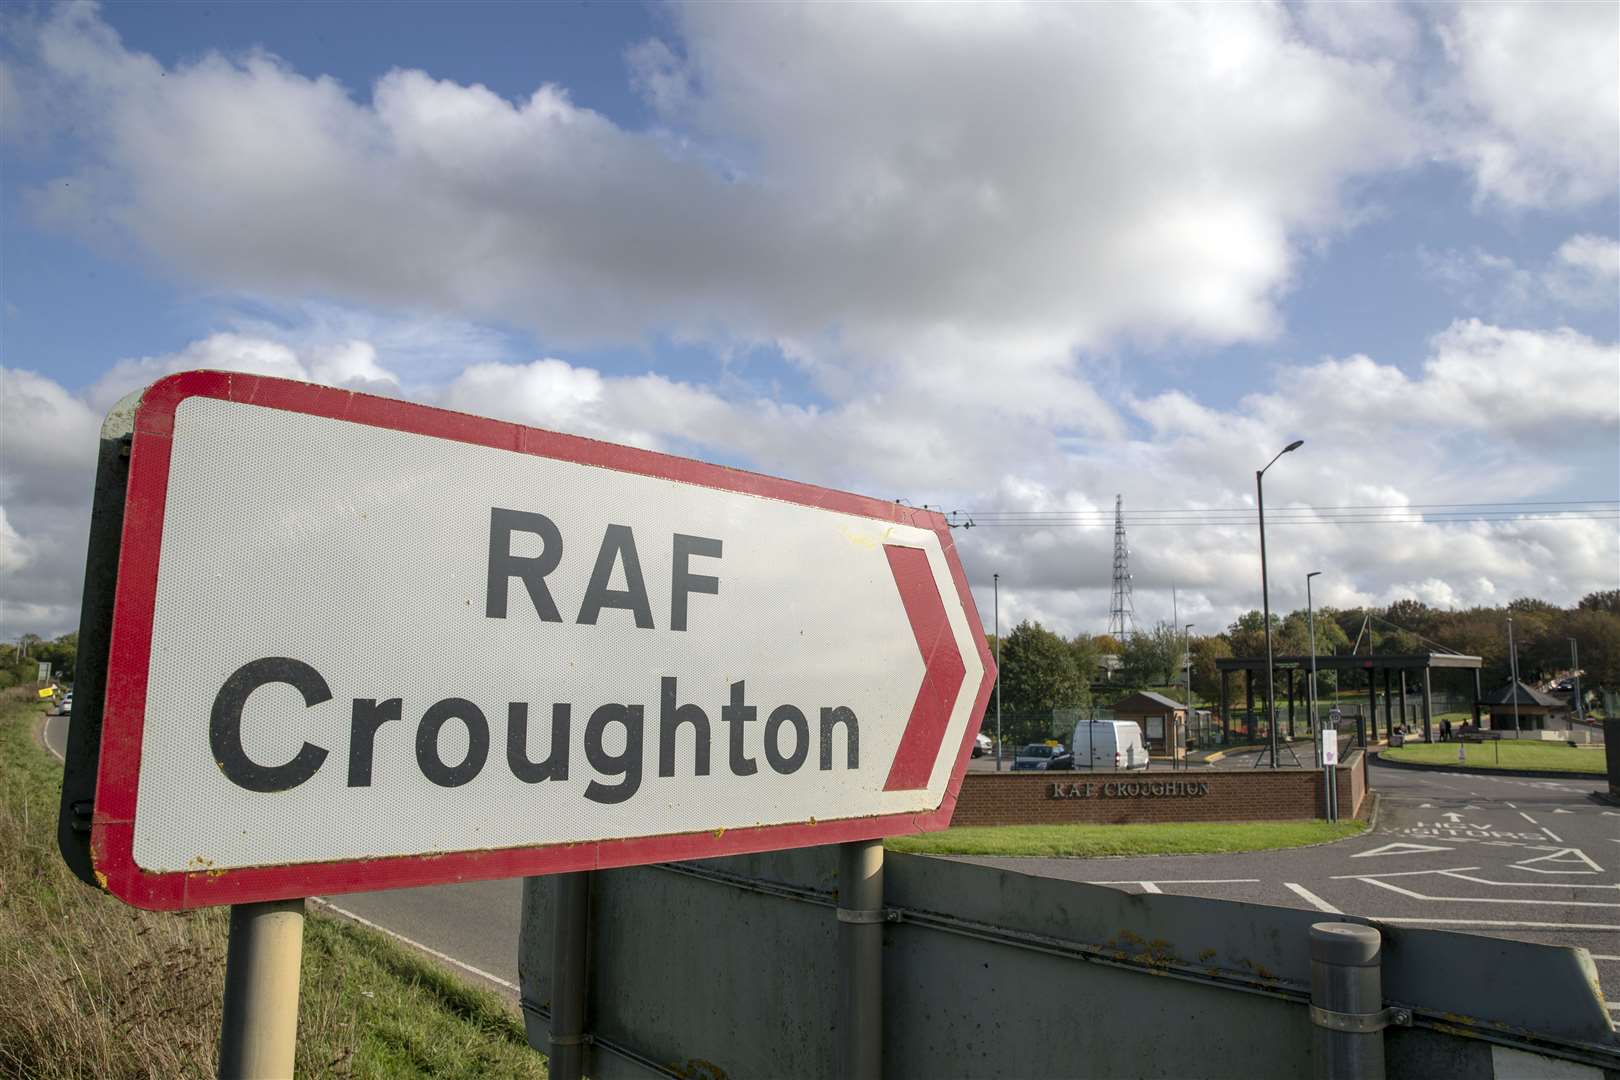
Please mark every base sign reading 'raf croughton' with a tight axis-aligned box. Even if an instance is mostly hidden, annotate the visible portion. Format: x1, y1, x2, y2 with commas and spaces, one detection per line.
1050, 780, 1211, 799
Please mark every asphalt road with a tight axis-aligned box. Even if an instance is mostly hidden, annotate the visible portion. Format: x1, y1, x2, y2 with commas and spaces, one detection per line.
963, 758, 1620, 1016
44, 713, 1616, 1014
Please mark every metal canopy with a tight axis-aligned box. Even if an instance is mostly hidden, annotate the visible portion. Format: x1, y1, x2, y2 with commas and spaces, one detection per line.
1216, 653, 1482, 672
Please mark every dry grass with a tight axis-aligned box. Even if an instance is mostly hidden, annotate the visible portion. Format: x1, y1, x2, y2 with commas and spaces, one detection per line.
0, 688, 545, 1079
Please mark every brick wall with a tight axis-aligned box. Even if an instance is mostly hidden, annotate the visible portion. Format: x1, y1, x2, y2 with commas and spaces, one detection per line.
951, 751, 1367, 827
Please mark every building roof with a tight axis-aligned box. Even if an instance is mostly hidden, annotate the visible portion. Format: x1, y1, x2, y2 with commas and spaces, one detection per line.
1481, 681, 1567, 709
1112, 690, 1186, 713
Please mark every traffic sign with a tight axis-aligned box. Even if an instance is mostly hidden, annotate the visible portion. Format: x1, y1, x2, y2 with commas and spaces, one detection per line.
1320, 729, 1338, 766
82, 372, 994, 910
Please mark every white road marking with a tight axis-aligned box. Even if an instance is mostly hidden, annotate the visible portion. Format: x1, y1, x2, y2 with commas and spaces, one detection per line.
1505, 802, 1517, 809
1351, 842, 1454, 858
1087, 878, 1261, 885
1591, 954, 1620, 961
1355, 877, 1620, 908
1512, 848, 1602, 874
1139, 882, 1163, 894
1434, 871, 1620, 891
309, 897, 518, 993
42, 715, 65, 763
1542, 826, 1565, 843
1519, 811, 1539, 824
1332, 866, 1482, 880
1553, 809, 1573, 814
1285, 882, 1342, 914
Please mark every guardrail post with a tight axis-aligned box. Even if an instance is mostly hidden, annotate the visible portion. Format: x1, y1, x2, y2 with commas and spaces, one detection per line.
1310, 922, 1408, 1080
218, 898, 305, 1080
838, 839, 884, 1080
550, 871, 592, 1080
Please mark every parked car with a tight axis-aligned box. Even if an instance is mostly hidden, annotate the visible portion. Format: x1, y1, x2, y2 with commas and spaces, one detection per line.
1067, 720, 1150, 771
58, 693, 72, 716
1553, 679, 1575, 692
1012, 743, 1063, 770
973, 732, 994, 758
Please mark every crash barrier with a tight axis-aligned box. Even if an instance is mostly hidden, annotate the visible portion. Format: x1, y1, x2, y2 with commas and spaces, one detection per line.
951, 749, 1367, 827
517, 848, 1618, 1079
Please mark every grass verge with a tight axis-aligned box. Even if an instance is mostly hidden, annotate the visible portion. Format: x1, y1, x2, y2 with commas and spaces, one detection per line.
1383, 740, 1606, 774
886, 818, 1366, 858
0, 688, 546, 1079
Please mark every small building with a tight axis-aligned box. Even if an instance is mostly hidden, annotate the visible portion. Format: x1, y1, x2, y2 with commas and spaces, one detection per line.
1112, 691, 1188, 757
1480, 681, 1571, 733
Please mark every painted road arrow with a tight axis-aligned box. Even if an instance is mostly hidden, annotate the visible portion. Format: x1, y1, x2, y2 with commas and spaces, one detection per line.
78, 372, 994, 910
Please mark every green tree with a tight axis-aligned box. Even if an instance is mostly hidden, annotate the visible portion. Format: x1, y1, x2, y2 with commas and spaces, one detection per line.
995, 621, 1087, 742
1578, 590, 1620, 615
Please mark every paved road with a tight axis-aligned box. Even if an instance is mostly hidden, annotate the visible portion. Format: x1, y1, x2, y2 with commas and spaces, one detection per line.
964, 759, 1620, 1017
45, 714, 1616, 1014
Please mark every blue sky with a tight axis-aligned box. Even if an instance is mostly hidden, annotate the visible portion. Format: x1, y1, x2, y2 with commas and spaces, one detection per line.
3, 1, 1617, 638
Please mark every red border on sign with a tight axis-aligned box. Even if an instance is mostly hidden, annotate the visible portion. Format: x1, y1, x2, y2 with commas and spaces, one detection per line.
92, 371, 997, 910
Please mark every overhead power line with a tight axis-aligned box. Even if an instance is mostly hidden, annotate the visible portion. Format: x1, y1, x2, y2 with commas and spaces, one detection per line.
957, 499, 1619, 528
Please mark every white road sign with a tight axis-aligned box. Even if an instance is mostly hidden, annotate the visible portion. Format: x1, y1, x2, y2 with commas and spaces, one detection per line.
1321, 729, 1339, 767
89, 372, 994, 910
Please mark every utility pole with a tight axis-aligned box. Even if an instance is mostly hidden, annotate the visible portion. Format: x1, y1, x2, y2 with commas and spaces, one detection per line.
1256, 440, 1303, 768
994, 573, 1003, 770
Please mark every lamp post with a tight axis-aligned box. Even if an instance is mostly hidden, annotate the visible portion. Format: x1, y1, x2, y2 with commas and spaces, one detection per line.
1569, 637, 1583, 722
1185, 623, 1195, 768
1257, 439, 1304, 768
1507, 616, 1520, 738
994, 573, 1003, 771
1307, 570, 1321, 763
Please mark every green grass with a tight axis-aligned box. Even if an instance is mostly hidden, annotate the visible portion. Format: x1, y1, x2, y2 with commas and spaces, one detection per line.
886, 818, 1366, 858
0, 689, 547, 1079
1384, 740, 1606, 774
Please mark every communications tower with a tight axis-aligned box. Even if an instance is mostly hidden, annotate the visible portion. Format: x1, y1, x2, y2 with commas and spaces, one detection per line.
1106, 494, 1137, 639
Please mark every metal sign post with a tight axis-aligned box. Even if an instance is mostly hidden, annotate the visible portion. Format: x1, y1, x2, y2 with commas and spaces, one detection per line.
1320, 723, 1339, 822
218, 899, 305, 1079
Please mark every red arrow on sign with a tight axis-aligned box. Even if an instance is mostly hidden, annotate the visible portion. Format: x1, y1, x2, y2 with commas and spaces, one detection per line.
883, 544, 967, 791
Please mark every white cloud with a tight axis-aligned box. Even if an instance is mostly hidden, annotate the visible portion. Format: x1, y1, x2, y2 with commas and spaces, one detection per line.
14, 2, 1415, 364
5, 317, 1614, 639
1436, 2, 1620, 208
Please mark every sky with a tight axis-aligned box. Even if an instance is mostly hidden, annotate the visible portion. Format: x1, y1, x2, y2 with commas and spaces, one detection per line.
2, 0, 1617, 644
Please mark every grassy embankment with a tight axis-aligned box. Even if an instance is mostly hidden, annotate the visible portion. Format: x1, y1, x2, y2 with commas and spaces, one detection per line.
888, 818, 1365, 858
1384, 740, 1606, 774
0, 689, 546, 1079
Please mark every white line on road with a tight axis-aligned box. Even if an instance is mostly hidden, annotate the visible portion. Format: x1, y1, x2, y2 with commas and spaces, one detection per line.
1087, 878, 1261, 885
1505, 802, 1517, 809
1355, 878, 1620, 908
1519, 811, 1538, 824
42, 715, 65, 763
1437, 870, 1620, 891
1285, 882, 1342, 914
1591, 955, 1620, 961
1331, 866, 1481, 880
1139, 882, 1163, 894
309, 897, 518, 993
1542, 826, 1565, 843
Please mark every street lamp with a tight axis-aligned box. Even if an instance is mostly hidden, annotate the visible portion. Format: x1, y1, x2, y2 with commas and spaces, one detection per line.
1185, 623, 1195, 768
1257, 439, 1303, 768
1569, 637, 1584, 722
994, 573, 1003, 771
1306, 571, 1321, 764
1507, 616, 1521, 737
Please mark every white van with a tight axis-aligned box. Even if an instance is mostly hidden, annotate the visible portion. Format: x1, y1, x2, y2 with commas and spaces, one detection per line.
1068, 720, 1150, 771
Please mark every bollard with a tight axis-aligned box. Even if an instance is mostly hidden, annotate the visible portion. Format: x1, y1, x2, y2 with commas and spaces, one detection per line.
1309, 923, 1409, 1080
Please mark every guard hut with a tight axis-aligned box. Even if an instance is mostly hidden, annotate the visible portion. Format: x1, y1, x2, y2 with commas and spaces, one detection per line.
1112, 691, 1186, 760
1478, 681, 1571, 734
1216, 652, 1483, 750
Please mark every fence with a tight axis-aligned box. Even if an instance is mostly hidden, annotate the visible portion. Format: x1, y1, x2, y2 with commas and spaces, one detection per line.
517, 847, 1618, 1078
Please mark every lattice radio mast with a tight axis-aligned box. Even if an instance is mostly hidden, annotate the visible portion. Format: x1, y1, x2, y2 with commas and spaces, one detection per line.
1107, 494, 1137, 639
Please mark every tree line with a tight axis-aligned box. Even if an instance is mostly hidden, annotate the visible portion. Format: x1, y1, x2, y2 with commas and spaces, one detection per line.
985, 590, 1619, 743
